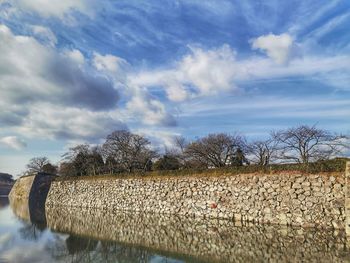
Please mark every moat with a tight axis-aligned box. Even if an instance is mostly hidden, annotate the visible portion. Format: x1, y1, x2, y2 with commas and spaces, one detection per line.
1, 196, 350, 263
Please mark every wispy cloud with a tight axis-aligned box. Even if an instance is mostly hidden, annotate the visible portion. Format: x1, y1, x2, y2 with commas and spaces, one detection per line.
2, 0, 93, 19
0, 0, 349, 174
0, 136, 26, 150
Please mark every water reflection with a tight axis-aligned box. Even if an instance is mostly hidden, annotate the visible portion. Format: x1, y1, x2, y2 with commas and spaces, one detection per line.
0, 196, 9, 208
46, 206, 350, 263
3, 199, 350, 263
9, 189, 47, 240
47, 237, 169, 263
2, 201, 184, 263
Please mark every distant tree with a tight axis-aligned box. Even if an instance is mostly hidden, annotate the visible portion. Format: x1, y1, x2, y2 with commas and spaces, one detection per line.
273, 125, 349, 164
0, 173, 14, 183
62, 144, 90, 176
185, 133, 247, 168
153, 155, 181, 171
231, 147, 250, 166
248, 138, 279, 166
102, 130, 157, 173
172, 136, 189, 166
26, 157, 50, 174
58, 162, 76, 177
105, 155, 119, 174
41, 163, 58, 174
86, 146, 104, 175
174, 136, 188, 155
61, 144, 105, 176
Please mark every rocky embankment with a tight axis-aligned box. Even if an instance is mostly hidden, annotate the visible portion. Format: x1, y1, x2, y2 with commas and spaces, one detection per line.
46, 172, 346, 229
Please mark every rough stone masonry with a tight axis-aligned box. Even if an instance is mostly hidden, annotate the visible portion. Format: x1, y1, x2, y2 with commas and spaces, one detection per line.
46, 168, 348, 229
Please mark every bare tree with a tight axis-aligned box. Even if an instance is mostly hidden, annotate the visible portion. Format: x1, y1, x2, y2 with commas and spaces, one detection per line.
174, 136, 188, 155
248, 138, 279, 166
185, 133, 247, 168
61, 144, 104, 176
26, 157, 50, 174
102, 130, 157, 173
160, 136, 189, 168
62, 144, 90, 176
86, 146, 104, 176
272, 125, 349, 164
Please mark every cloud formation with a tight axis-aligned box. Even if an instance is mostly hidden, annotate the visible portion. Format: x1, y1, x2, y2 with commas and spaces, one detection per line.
0, 24, 178, 144
17, 104, 126, 141
0, 136, 27, 150
30, 25, 57, 46
130, 45, 239, 101
0, 0, 349, 176
0, 24, 119, 111
130, 41, 349, 103
125, 90, 176, 126
0, 24, 123, 142
251, 33, 296, 64
5, 0, 92, 18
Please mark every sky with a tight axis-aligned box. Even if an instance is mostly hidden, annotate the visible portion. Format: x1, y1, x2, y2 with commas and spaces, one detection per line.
0, 0, 349, 175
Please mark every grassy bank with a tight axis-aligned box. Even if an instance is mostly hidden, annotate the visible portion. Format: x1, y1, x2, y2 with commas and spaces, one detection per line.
56, 158, 349, 182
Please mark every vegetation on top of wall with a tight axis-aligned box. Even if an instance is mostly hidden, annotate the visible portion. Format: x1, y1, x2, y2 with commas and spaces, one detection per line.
24, 124, 349, 179
55, 158, 348, 182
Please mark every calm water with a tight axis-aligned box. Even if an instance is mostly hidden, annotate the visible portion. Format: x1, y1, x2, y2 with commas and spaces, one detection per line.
1, 196, 350, 263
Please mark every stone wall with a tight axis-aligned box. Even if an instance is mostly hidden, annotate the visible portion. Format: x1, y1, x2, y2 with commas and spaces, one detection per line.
346, 162, 350, 235
45, 206, 349, 263
46, 171, 346, 229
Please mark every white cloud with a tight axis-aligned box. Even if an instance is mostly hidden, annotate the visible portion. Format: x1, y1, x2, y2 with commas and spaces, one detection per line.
135, 128, 181, 150
251, 33, 295, 64
91, 52, 176, 127
30, 25, 57, 46
0, 24, 177, 144
129, 41, 349, 107
181, 45, 238, 94
130, 44, 239, 101
17, 104, 126, 142
0, 23, 119, 110
237, 54, 350, 82
166, 84, 190, 102
0, 23, 348, 150
8, 0, 92, 18
0, 24, 123, 141
93, 52, 128, 73
0, 136, 26, 150
125, 89, 176, 126
63, 49, 85, 65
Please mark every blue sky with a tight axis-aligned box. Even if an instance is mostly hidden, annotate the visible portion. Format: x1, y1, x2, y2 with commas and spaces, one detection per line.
0, 0, 349, 175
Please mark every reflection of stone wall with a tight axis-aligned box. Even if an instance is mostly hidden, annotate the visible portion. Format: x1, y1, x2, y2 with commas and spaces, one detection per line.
9, 175, 35, 221
46, 172, 346, 228
46, 206, 349, 263
9, 173, 56, 224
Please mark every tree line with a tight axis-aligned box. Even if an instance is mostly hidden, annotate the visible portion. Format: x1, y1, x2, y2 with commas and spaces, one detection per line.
24, 125, 349, 176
